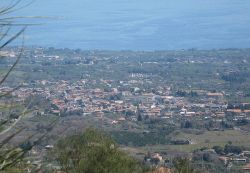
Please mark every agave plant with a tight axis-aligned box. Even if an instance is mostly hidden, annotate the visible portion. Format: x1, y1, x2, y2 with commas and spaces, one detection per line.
0, 1, 35, 171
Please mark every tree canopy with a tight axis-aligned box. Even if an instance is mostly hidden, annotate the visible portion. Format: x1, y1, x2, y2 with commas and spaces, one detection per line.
52, 128, 146, 173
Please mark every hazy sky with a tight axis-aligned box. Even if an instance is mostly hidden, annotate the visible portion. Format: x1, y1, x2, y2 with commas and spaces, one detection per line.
12, 0, 250, 50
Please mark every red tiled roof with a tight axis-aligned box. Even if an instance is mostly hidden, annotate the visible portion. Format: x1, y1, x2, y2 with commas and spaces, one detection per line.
243, 163, 250, 170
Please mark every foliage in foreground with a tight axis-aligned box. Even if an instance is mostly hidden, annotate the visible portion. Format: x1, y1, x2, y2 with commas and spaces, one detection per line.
52, 128, 146, 173
172, 158, 199, 173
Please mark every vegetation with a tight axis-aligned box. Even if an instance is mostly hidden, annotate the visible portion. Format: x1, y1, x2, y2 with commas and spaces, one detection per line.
173, 158, 199, 173
52, 128, 147, 173
0, 1, 250, 173
0, 1, 39, 172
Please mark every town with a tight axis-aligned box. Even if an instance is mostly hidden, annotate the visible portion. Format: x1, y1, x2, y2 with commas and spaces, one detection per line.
1, 47, 250, 172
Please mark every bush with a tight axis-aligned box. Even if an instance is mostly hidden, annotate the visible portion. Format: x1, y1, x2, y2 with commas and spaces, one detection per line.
212, 146, 224, 155
224, 144, 245, 154
52, 128, 145, 173
173, 158, 199, 173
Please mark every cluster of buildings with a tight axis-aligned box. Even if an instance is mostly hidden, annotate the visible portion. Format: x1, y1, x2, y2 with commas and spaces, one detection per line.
1, 77, 248, 127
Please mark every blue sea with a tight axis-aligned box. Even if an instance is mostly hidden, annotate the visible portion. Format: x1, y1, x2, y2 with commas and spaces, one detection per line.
12, 0, 250, 50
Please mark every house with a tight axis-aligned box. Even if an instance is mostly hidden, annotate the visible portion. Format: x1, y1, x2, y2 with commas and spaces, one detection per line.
45, 145, 54, 150
207, 92, 223, 97
171, 140, 191, 145
231, 157, 247, 164
111, 120, 118, 125
243, 163, 250, 172
152, 153, 163, 162
243, 151, 250, 157
149, 167, 171, 173
227, 109, 242, 113
219, 156, 229, 165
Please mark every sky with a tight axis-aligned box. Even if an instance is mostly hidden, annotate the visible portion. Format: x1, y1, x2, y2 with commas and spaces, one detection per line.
10, 0, 250, 50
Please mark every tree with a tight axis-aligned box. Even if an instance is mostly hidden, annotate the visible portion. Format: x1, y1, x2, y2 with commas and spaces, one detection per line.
212, 146, 224, 155
181, 121, 193, 129
52, 128, 146, 173
137, 105, 143, 121
173, 158, 199, 173
224, 144, 244, 154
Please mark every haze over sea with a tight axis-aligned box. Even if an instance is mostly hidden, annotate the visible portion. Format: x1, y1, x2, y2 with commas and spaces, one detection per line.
15, 0, 250, 50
